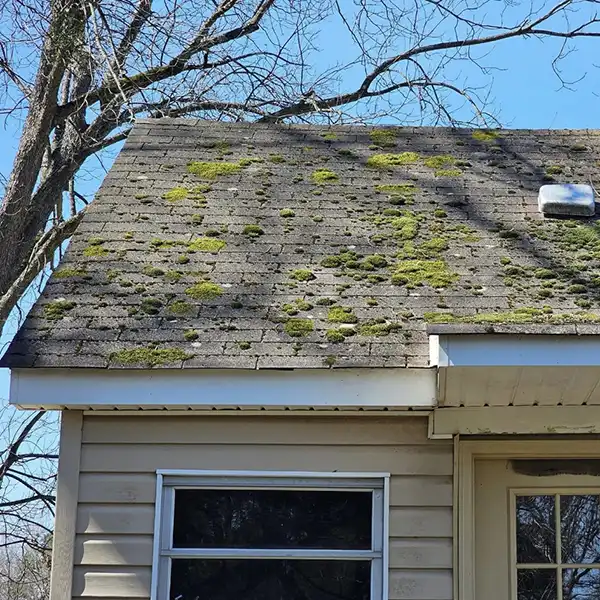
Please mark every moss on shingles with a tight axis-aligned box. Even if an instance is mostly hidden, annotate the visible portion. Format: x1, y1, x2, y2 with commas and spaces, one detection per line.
391, 214, 419, 241
392, 259, 458, 288
238, 341, 252, 350
185, 281, 223, 300
169, 300, 194, 315
268, 154, 286, 163
162, 187, 188, 202
187, 161, 243, 180
358, 319, 401, 336
280, 208, 296, 218
282, 299, 314, 315
289, 269, 315, 282
370, 129, 396, 148
375, 183, 418, 205
43, 300, 76, 320
397, 238, 449, 260
284, 318, 314, 337
143, 266, 165, 277
83, 237, 107, 257
424, 307, 600, 325
321, 132, 338, 141
326, 328, 352, 343
472, 130, 500, 142
546, 165, 564, 176
367, 152, 420, 169
328, 306, 358, 324
164, 270, 183, 283
187, 237, 226, 252
312, 169, 339, 184
150, 238, 180, 250
140, 297, 163, 315
184, 329, 199, 341
435, 169, 462, 178
110, 347, 193, 367
54, 267, 88, 279
243, 224, 264, 237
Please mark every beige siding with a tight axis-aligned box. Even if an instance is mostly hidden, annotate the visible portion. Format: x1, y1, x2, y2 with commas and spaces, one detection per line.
74, 415, 453, 599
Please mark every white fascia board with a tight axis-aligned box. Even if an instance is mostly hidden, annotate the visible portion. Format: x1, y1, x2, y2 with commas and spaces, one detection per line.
431, 405, 600, 436
435, 334, 600, 367
9, 367, 436, 410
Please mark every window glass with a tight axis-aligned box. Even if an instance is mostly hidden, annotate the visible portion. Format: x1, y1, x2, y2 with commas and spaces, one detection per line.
516, 495, 556, 563
173, 489, 372, 549
563, 569, 600, 600
561, 495, 600, 564
170, 559, 371, 600
517, 569, 556, 600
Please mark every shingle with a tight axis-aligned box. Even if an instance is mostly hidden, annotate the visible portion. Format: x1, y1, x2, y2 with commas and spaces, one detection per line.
4, 120, 600, 370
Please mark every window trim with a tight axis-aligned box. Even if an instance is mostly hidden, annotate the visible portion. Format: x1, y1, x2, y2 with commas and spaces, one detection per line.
150, 470, 390, 600
457, 439, 600, 600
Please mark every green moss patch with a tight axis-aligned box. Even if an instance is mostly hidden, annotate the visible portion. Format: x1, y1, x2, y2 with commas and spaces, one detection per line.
328, 306, 358, 324
184, 329, 199, 341
321, 132, 338, 141
268, 154, 286, 163
187, 237, 226, 253
367, 152, 420, 169
472, 130, 499, 142
392, 259, 458, 288
545, 165, 563, 176
143, 266, 165, 277
110, 347, 193, 367
312, 169, 340, 184
164, 270, 183, 283
358, 319, 401, 336
83, 238, 107, 257
187, 161, 243, 180
185, 281, 223, 300
140, 297, 163, 315
282, 299, 314, 315
290, 269, 315, 282
369, 129, 396, 148
326, 327, 355, 342
150, 238, 180, 250
424, 308, 600, 325
375, 183, 418, 205
284, 318, 314, 337
162, 187, 188, 202
280, 208, 296, 218
243, 224, 264, 237
423, 155, 456, 169
43, 300, 76, 320
54, 267, 88, 279
435, 169, 462, 178
169, 300, 194, 315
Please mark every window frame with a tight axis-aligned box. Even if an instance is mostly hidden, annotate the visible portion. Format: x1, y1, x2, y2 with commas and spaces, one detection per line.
150, 470, 390, 600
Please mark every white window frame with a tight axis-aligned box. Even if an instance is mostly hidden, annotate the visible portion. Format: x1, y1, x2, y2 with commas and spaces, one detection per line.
150, 470, 390, 600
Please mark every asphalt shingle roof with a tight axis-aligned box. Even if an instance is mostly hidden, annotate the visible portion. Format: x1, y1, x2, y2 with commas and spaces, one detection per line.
4, 119, 600, 370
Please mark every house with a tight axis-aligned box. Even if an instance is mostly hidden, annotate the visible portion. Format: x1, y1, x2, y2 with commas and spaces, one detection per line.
3, 119, 600, 600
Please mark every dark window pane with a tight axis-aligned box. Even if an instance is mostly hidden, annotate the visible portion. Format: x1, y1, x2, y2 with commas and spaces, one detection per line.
170, 559, 371, 600
561, 496, 600, 564
173, 489, 372, 549
517, 496, 556, 563
517, 569, 557, 600
563, 569, 600, 600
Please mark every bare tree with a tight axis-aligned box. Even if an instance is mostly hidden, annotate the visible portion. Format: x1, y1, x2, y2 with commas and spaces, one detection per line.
0, 406, 57, 593
0, 0, 599, 334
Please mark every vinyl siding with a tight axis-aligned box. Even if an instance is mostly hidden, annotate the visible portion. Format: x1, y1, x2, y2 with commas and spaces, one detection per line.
73, 415, 453, 600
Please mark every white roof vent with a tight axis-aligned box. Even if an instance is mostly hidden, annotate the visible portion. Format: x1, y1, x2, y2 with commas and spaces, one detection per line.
538, 183, 595, 217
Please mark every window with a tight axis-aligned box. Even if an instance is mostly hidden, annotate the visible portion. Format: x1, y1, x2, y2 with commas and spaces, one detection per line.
152, 471, 389, 600
513, 492, 600, 600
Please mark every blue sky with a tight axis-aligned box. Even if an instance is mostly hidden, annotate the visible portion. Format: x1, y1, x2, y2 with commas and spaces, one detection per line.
0, 7, 599, 402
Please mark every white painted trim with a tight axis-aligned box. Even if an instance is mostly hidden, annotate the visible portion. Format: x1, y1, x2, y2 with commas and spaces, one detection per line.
149, 472, 163, 600
152, 469, 390, 600
157, 469, 392, 478
457, 439, 600, 600
82, 409, 430, 417
9, 367, 436, 410
432, 405, 600, 435
437, 334, 600, 367
382, 475, 390, 600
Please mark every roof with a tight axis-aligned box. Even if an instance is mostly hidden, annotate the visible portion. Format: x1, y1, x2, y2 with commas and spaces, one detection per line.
4, 119, 600, 370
